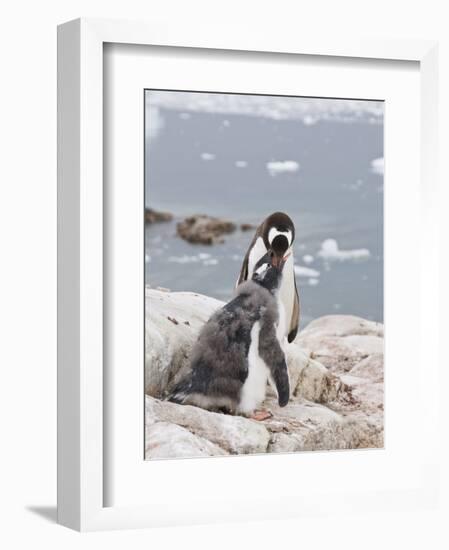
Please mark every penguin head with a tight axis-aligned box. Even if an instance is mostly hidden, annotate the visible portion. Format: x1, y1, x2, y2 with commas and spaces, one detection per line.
252, 252, 285, 292
270, 234, 290, 268
262, 212, 295, 267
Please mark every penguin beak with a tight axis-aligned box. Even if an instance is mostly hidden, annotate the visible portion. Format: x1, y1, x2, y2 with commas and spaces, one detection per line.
271, 252, 290, 270
279, 252, 290, 270
271, 255, 281, 268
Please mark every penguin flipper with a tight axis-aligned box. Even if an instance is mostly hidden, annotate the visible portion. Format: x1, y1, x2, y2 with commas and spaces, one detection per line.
287, 277, 300, 343
236, 256, 248, 287
236, 225, 263, 287
270, 356, 290, 407
236, 249, 252, 287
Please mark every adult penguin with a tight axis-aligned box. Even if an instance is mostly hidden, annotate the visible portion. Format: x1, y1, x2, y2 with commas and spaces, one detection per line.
237, 212, 299, 343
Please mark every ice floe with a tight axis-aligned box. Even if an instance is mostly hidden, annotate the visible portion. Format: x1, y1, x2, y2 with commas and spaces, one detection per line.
146, 106, 164, 140
200, 153, 215, 161
317, 239, 370, 261
167, 254, 218, 266
344, 179, 364, 191
203, 258, 218, 266
303, 115, 316, 126
294, 265, 320, 278
302, 254, 314, 264
235, 160, 248, 168
146, 91, 384, 125
266, 160, 299, 176
370, 157, 384, 175
167, 255, 199, 264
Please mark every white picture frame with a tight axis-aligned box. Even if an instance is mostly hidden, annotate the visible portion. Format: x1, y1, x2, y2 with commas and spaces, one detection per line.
57, 17, 441, 531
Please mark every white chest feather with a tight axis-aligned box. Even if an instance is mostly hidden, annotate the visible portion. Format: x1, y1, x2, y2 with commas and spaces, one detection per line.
238, 322, 270, 414
278, 253, 295, 336
276, 299, 286, 344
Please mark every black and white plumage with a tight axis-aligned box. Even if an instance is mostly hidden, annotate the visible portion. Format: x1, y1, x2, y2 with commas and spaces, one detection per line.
168, 255, 290, 416
237, 212, 300, 343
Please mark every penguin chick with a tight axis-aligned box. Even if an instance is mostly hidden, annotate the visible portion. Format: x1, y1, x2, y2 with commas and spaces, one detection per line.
168, 254, 290, 419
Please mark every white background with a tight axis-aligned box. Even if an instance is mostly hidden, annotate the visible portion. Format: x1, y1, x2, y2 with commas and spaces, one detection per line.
0, 1, 448, 549
105, 44, 426, 511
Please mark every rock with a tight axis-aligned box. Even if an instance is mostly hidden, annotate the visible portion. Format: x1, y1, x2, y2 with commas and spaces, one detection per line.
286, 345, 343, 403
144, 208, 173, 224
300, 314, 383, 338
177, 214, 236, 244
240, 223, 257, 231
145, 287, 222, 397
145, 288, 384, 459
267, 401, 382, 453
145, 396, 270, 458
145, 422, 227, 459
296, 357, 344, 403
350, 353, 384, 382
339, 353, 384, 421
298, 315, 384, 374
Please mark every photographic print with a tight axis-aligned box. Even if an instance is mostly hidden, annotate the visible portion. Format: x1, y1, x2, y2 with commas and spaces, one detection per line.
144, 90, 384, 460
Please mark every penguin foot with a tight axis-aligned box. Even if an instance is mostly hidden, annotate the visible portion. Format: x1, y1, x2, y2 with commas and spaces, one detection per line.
249, 409, 273, 421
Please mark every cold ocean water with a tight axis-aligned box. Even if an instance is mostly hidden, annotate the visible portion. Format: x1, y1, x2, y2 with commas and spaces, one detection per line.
145, 94, 384, 327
